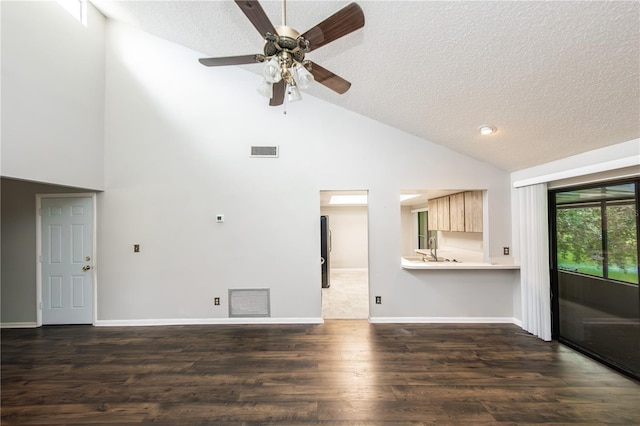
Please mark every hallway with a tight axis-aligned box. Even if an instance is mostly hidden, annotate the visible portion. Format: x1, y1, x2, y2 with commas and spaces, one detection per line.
322, 268, 369, 319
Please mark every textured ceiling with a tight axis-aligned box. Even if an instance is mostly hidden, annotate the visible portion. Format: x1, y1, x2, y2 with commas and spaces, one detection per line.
90, 0, 640, 172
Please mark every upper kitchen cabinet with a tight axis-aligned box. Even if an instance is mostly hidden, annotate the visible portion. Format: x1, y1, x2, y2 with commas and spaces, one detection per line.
449, 192, 465, 232
428, 191, 483, 233
464, 191, 483, 232
437, 197, 450, 231
429, 196, 450, 231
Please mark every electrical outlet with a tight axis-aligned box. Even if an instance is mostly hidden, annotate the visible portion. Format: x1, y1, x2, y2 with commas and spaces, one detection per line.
214, 297, 220, 306
503, 247, 510, 255
375, 296, 382, 304
134, 244, 140, 253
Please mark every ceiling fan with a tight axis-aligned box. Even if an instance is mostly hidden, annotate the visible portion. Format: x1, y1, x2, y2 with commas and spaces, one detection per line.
198, 0, 365, 106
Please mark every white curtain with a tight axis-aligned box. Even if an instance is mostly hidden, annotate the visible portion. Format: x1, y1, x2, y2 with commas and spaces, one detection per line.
518, 183, 552, 341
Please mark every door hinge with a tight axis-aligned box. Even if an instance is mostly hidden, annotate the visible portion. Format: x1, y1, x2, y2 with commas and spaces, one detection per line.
39, 302, 42, 310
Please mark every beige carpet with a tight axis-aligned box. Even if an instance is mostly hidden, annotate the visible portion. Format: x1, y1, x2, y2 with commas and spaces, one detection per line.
322, 268, 369, 319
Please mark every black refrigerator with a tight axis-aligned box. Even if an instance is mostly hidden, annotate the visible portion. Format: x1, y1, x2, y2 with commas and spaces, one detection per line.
320, 215, 331, 288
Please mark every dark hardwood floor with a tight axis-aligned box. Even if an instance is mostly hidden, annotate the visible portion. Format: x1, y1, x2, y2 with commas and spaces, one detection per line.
2, 320, 639, 425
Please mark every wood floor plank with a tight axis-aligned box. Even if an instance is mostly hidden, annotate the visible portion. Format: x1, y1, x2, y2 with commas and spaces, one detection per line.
143, 401, 318, 423
0, 403, 160, 425
2, 321, 638, 424
236, 384, 398, 402
317, 399, 496, 423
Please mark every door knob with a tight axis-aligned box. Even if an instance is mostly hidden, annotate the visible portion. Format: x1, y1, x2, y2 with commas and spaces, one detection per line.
82, 265, 91, 271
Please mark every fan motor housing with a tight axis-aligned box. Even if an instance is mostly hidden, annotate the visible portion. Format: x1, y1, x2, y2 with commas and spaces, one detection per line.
264, 25, 307, 63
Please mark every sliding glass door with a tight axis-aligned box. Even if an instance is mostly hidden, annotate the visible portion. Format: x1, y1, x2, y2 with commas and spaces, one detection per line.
550, 179, 639, 379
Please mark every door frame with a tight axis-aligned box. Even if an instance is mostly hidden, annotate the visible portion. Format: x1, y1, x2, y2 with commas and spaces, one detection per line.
35, 193, 98, 326
319, 189, 371, 320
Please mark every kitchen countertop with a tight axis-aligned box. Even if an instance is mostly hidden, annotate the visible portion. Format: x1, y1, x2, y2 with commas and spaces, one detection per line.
401, 257, 520, 270
402, 250, 520, 270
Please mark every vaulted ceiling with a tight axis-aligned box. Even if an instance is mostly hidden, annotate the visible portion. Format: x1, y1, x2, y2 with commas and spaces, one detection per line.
91, 0, 639, 172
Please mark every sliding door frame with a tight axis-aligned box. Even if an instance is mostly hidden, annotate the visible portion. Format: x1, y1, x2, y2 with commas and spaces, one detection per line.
549, 177, 640, 380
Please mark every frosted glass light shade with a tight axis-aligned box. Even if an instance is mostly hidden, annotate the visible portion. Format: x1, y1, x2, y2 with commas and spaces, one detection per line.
262, 57, 282, 83
294, 65, 314, 89
287, 85, 302, 102
257, 80, 273, 98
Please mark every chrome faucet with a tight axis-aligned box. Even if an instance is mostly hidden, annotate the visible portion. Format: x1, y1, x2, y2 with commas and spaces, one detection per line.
428, 236, 438, 261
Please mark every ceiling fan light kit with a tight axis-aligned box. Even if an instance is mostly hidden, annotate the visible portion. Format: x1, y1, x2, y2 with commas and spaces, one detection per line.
199, 0, 365, 107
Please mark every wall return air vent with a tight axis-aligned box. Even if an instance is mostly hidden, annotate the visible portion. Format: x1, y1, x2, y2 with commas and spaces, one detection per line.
250, 146, 279, 158
229, 289, 271, 317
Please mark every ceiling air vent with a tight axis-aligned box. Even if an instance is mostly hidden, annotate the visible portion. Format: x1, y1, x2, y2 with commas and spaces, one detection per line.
250, 146, 279, 158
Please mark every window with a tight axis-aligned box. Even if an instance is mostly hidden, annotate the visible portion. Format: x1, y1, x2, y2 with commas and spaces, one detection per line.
555, 182, 638, 285
417, 211, 428, 249
56, 0, 87, 26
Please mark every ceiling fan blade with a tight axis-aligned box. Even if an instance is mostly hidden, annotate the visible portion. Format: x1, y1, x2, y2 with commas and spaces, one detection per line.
199, 54, 261, 67
270, 80, 286, 106
308, 62, 351, 94
234, 0, 276, 37
300, 3, 365, 53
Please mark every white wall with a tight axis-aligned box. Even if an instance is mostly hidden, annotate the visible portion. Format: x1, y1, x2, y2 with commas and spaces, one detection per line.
0, 2, 519, 325
0, 178, 90, 326
96, 22, 518, 324
400, 205, 415, 257
0, 1, 105, 190
320, 206, 368, 269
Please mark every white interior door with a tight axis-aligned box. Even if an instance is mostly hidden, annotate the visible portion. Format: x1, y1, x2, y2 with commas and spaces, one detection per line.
41, 197, 94, 324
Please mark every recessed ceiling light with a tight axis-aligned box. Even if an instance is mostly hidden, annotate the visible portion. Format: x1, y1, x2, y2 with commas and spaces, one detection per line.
479, 125, 497, 136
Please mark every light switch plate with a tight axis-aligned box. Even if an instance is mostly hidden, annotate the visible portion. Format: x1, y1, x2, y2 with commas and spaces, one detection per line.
216, 214, 224, 223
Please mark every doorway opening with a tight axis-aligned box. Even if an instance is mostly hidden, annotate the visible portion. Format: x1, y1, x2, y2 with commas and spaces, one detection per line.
320, 190, 369, 319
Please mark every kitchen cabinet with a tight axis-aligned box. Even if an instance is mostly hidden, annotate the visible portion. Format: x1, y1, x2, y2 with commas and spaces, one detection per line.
428, 198, 438, 231
428, 191, 483, 233
428, 196, 450, 231
449, 192, 465, 232
464, 191, 483, 232
438, 197, 450, 231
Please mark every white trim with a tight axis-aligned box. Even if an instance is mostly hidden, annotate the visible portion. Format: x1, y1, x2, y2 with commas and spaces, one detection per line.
36, 193, 98, 327
36, 196, 43, 327
513, 156, 639, 188
369, 316, 522, 325
91, 194, 98, 326
410, 207, 429, 213
94, 317, 324, 327
547, 165, 640, 190
1, 322, 39, 329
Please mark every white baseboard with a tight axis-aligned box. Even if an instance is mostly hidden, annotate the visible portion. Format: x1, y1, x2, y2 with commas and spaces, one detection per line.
94, 317, 324, 327
1, 318, 523, 328
369, 317, 522, 325
1, 322, 38, 328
